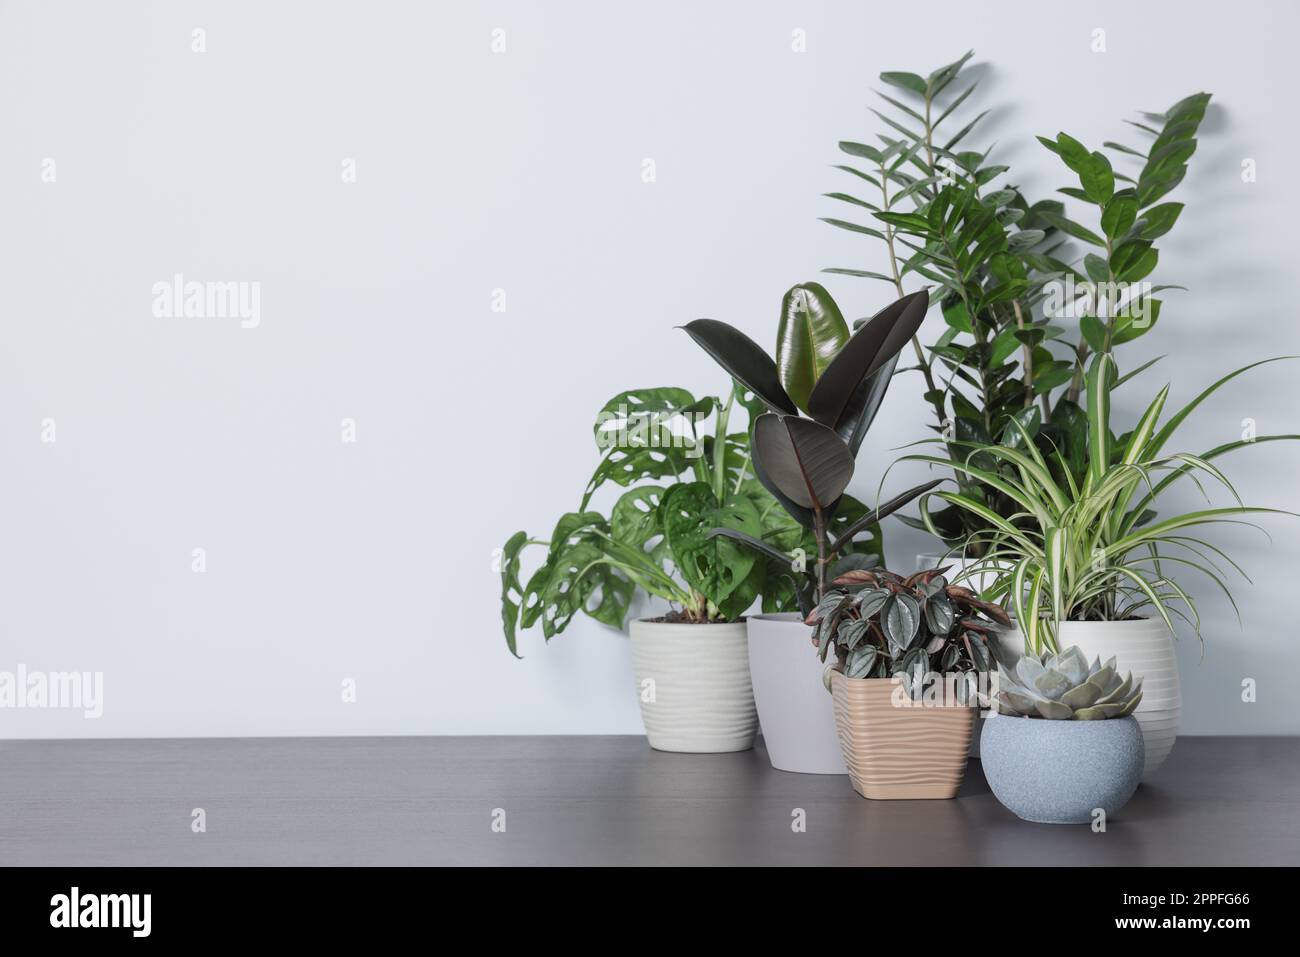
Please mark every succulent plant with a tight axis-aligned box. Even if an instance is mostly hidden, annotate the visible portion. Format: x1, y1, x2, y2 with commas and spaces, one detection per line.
806, 566, 1011, 693
993, 646, 1143, 719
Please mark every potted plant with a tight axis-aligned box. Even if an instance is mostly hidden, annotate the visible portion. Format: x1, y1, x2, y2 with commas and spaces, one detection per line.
981, 646, 1145, 824
820, 50, 1212, 586
683, 283, 938, 772
807, 565, 1009, 799
903, 354, 1297, 779
498, 382, 886, 753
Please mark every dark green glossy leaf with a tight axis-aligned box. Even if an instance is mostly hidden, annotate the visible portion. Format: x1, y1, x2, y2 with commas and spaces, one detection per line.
1100, 193, 1138, 239
806, 290, 930, 451
776, 282, 851, 414
753, 414, 855, 510
680, 319, 797, 415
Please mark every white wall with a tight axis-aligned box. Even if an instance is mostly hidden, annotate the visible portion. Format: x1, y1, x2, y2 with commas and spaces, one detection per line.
2, 0, 1297, 737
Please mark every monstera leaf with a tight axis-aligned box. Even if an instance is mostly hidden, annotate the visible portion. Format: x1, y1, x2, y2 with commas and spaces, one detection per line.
591, 387, 698, 445
776, 283, 850, 414
518, 512, 635, 642
661, 482, 763, 608
753, 414, 855, 510
680, 319, 798, 415
807, 290, 929, 451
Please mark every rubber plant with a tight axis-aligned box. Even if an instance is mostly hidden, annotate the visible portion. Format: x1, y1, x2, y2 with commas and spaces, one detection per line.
682, 283, 941, 614
822, 48, 1212, 554
498, 381, 888, 656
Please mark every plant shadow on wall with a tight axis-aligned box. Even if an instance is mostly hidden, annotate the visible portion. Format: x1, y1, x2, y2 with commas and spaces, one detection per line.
821, 50, 1215, 559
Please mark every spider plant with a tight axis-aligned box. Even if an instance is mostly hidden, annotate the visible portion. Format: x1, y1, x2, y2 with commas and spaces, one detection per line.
896, 354, 1297, 653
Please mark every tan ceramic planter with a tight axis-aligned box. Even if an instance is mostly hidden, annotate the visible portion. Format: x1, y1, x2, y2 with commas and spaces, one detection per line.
830, 673, 975, 799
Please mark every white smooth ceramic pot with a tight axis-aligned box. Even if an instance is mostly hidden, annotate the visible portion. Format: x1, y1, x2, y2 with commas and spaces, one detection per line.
746, 614, 847, 774
629, 619, 757, 753
1056, 618, 1180, 781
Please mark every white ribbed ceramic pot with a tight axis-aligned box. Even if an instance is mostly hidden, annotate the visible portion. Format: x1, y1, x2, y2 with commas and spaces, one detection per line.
1055, 618, 1180, 781
629, 619, 757, 753
746, 614, 847, 774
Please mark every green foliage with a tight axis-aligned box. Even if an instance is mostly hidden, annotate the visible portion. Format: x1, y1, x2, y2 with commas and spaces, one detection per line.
822, 49, 1213, 554
499, 383, 879, 655
807, 566, 1010, 692
775, 282, 851, 413
684, 285, 939, 610
993, 646, 1144, 720
901, 356, 1298, 653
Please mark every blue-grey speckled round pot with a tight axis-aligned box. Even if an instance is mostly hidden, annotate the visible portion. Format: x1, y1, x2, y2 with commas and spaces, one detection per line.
980, 715, 1144, 824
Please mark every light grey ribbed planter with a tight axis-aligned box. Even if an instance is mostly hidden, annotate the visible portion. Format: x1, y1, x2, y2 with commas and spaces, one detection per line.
980, 715, 1144, 824
629, 619, 757, 753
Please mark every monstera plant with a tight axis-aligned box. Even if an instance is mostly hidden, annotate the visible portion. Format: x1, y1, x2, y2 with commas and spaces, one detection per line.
683, 284, 941, 612
497, 380, 888, 656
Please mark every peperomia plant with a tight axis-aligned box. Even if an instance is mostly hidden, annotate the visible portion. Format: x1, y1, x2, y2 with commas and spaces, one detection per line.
900, 355, 1298, 654
498, 382, 888, 655
808, 566, 1011, 694
822, 49, 1212, 553
683, 284, 940, 612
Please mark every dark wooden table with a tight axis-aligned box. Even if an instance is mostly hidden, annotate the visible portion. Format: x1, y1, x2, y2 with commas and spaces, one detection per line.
0, 736, 1293, 865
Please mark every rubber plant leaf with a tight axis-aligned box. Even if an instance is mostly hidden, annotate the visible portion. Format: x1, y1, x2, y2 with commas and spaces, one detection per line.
747, 418, 817, 529
806, 290, 930, 452
775, 282, 851, 414
680, 319, 798, 415
753, 413, 855, 510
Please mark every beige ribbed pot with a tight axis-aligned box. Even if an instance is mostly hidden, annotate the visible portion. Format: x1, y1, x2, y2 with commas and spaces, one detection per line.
629, 619, 757, 753
830, 673, 975, 799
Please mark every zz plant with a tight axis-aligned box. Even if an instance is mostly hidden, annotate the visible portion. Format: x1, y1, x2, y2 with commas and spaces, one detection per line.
901, 355, 1297, 654
683, 284, 940, 612
822, 49, 1212, 552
